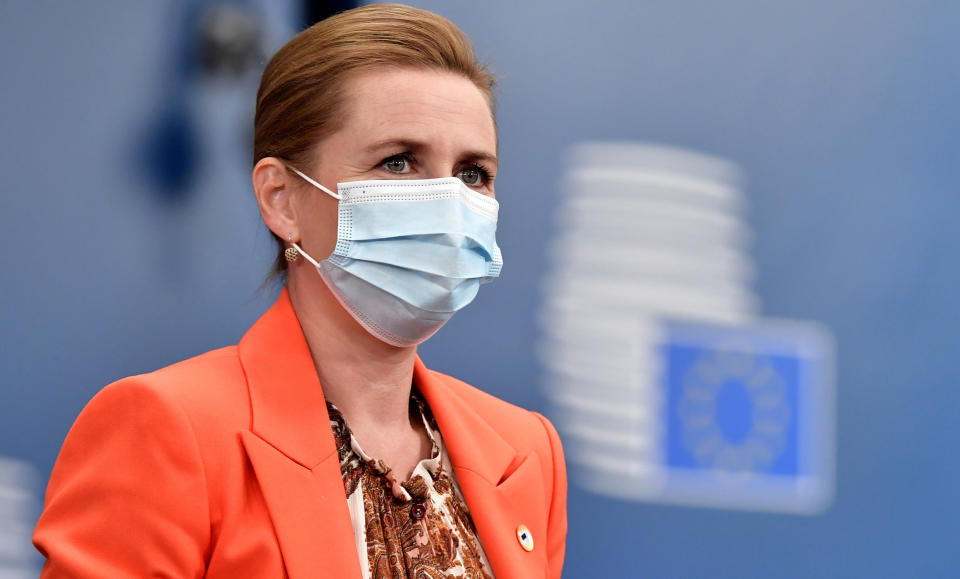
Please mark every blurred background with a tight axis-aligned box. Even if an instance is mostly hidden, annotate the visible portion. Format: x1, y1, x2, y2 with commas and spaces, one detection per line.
2, 0, 958, 577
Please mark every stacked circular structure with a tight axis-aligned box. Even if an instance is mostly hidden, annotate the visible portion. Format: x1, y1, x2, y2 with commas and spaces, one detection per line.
539, 142, 759, 498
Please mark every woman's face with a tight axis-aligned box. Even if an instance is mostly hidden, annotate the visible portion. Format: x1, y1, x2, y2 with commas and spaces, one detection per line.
294, 67, 498, 262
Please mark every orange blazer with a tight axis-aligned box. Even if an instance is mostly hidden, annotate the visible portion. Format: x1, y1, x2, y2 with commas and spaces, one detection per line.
33, 289, 567, 578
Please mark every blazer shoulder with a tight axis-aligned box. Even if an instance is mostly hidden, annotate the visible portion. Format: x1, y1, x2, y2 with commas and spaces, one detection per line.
93, 345, 249, 435
36, 354, 233, 577
132, 345, 242, 390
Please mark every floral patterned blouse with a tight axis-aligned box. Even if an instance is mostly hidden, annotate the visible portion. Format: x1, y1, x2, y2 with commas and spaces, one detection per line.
327, 392, 495, 579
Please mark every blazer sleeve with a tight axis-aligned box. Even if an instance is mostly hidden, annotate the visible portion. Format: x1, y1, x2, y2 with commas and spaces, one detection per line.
33, 378, 210, 578
532, 412, 568, 579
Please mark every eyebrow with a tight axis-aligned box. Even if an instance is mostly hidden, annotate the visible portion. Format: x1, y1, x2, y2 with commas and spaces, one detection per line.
363, 139, 498, 170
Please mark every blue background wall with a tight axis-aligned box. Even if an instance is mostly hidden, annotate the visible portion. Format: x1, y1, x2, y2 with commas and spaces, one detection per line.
3, 1, 958, 576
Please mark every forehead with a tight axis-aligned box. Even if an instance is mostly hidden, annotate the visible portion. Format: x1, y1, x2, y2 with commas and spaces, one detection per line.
337, 68, 497, 152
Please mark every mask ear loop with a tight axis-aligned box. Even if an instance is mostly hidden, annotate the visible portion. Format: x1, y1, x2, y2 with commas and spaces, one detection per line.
285, 165, 342, 200
291, 242, 322, 268
284, 165, 338, 269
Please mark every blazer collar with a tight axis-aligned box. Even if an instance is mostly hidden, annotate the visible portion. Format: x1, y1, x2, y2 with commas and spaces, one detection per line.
238, 288, 522, 483
413, 358, 518, 484
415, 359, 549, 576
237, 289, 544, 577
238, 287, 332, 468
237, 288, 361, 578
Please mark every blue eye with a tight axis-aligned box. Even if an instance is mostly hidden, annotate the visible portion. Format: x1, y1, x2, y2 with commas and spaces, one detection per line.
382, 155, 410, 173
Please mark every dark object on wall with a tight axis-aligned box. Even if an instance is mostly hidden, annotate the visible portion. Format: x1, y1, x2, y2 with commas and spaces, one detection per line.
198, 3, 264, 78
304, 0, 357, 26
139, 1, 351, 204
140, 1, 266, 205
142, 98, 199, 201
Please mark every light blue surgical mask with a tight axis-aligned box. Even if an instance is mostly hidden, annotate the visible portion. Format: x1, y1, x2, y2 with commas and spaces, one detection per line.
288, 167, 503, 347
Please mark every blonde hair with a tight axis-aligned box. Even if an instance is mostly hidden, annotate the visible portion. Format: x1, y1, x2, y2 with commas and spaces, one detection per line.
254, 4, 496, 278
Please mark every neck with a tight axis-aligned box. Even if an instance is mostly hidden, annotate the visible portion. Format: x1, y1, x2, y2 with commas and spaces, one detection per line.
287, 267, 419, 432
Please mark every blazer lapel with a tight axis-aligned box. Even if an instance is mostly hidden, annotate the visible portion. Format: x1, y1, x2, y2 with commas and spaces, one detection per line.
415, 360, 549, 578
237, 290, 547, 578
238, 289, 362, 579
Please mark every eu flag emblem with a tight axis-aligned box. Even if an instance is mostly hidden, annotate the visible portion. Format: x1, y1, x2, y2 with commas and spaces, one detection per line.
657, 320, 834, 513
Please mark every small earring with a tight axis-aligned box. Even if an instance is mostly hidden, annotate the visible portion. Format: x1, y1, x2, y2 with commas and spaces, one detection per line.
285, 234, 299, 263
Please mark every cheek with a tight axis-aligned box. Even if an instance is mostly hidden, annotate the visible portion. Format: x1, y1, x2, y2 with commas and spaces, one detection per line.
300, 195, 340, 260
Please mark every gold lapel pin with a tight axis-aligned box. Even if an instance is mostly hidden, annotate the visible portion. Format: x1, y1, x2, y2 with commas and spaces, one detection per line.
516, 524, 534, 552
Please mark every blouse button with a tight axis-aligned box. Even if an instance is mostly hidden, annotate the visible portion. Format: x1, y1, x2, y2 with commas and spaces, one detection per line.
410, 502, 427, 521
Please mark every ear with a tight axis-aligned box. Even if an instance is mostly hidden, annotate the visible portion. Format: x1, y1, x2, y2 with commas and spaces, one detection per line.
253, 157, 300, 242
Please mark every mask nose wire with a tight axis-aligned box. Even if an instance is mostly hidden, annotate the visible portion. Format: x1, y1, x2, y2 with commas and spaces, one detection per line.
285, 165, 342, 200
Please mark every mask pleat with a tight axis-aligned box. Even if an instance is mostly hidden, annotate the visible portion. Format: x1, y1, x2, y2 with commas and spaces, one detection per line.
296, 174, 503, 346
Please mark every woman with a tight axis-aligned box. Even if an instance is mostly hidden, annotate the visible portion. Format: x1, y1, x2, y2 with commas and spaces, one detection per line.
33, 4, 566, 578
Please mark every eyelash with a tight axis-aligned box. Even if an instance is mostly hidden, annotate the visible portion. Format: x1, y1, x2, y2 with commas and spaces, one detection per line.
466, 162, 493, 185
379, 153, 493, 186
380, 152, 415, 171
